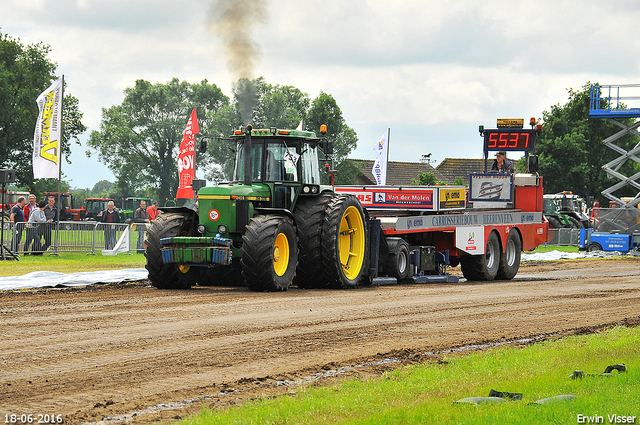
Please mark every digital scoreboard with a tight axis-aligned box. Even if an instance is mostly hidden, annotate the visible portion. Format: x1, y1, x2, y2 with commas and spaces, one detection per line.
480, 118, 540, 153
482, 129, 535, 152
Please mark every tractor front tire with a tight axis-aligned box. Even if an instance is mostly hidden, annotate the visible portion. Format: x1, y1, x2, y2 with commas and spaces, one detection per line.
322, 195, 368, 289
145, 213, 195, 289
241, 215, 299, 292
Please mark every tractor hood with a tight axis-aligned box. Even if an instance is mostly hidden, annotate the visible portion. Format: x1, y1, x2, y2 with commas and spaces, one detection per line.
196, 183, 271, 238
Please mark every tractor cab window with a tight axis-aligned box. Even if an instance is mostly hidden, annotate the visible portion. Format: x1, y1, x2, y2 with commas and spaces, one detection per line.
265, 143, 299, 182
233, 142, 264, 182
301, 143, 320, 184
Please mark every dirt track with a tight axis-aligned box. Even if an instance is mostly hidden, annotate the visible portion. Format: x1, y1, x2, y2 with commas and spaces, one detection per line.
1, 258, 639, 424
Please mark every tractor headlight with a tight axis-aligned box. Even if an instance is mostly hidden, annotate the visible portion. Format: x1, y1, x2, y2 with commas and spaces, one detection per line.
197, 224, 206, 234
303, 186, 310, 193
217, 225, 228, 234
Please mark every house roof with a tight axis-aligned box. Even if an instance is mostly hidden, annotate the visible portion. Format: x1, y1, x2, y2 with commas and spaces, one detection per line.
347, 159, 446, 186
435, 158, 486, 184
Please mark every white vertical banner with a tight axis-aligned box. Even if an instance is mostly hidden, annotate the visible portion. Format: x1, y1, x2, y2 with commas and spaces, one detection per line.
33, 78, 63, 179
372, 129, 389, 185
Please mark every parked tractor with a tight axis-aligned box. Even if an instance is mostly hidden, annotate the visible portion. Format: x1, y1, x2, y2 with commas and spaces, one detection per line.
543, 192, 591, 229
120, 197, 153, 222
84, 198, 115, 221
43, 191, 87, 221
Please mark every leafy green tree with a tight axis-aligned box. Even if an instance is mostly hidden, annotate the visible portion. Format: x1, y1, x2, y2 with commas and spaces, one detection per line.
208, 80, 359, 184
0, 32, 86, 193
412, 171, 437, 185
87, 78, 229, 201
536, 82, 639, 203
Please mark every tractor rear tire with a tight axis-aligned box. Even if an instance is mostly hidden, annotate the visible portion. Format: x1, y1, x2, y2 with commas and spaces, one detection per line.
241, 215, 299, 292
547, 216, 563, 229
496, 229, 521, 280
384, 238, 412, 281
460, 231, 501, 281
322, 195, 368, 289
293, 192, 334, 288
568, 216, 583, 229
145, 213, 195, 289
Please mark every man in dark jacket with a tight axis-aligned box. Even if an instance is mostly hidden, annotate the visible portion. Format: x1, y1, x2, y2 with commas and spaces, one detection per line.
100, 201, 121, 250
42, 196, 59, 252
133, 200, 150, 253
490, 151, 515, 173
10, 196, 26, 252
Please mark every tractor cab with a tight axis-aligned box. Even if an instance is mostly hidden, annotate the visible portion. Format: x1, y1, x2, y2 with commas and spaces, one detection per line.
228, 125, 331, 211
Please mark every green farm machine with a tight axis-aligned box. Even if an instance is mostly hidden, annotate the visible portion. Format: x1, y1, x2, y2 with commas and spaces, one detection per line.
144, 124, 363, 291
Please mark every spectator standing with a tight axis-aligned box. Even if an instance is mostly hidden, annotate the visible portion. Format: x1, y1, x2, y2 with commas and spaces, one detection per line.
100, 201, 121, 250
147, 201, 159, 220
23, 194, 37, 221
42, 196, 59, 252
24, 200, 47, 255
133, 200, 150, 253
9, 196, 26, 252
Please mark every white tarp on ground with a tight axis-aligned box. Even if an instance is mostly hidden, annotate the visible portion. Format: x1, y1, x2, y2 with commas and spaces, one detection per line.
0, 269, 148, 291
520, 249, 636, 262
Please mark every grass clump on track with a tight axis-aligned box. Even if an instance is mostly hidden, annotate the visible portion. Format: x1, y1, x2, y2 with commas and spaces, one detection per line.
181, 326, 639, 425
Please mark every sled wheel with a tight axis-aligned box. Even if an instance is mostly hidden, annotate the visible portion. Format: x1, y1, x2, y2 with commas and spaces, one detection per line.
384, 238, 412, 281
241, 215, 299, 292
293, 193, 335, 288
460, 231, 501, 281
145, 213, 195, 289
496, 229, 521, 280
322, 195, 368, 288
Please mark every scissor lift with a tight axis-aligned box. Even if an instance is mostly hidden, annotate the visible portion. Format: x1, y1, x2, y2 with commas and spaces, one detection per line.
588, 84, 640, 235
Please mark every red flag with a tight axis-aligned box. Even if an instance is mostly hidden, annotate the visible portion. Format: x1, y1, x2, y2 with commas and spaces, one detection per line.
176, 108, 199, 199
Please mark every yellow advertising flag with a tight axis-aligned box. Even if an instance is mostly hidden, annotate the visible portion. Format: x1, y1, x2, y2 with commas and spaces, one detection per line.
33, 78, 63, 179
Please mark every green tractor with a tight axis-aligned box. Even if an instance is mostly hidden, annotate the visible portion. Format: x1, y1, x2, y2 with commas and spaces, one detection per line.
543, 192, 591, 229
144, 125, 368, 291
120, 197, 153, 222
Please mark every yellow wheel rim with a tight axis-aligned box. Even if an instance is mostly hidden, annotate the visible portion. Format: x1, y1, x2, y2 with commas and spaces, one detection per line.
338, 206, 365, 280
178, 265, 190, 274
273, 232, 290, 276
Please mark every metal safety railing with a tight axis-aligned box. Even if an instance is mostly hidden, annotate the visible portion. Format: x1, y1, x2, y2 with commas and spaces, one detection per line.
1, 221, 147, 256
546, 228, 580, 246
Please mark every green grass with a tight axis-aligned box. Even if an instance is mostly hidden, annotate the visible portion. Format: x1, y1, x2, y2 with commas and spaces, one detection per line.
526, 244, 580, 253
0, 252, 146, 277
181, 326, 639, 425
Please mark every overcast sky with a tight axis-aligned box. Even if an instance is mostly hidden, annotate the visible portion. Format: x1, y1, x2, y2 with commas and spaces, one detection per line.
3, 0, 640, 189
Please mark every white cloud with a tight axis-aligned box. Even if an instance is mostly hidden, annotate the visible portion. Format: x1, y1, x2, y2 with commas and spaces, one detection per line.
2, 0, 640, 187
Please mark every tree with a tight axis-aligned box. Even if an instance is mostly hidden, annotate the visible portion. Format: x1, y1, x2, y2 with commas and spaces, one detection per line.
305, 91, 358, 185
0, 32, 86, 193
207, 80, 359, 183
87, 78, 229, 201
412, 171, 436, 186
536, 82, 639, 203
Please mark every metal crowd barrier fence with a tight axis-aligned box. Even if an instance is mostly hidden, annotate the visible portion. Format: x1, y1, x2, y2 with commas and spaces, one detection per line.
546, 228, 580, 246
1, 221, 146, 256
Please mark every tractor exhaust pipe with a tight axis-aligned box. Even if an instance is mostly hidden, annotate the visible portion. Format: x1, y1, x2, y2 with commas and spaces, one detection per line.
243, 124, 253, 186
